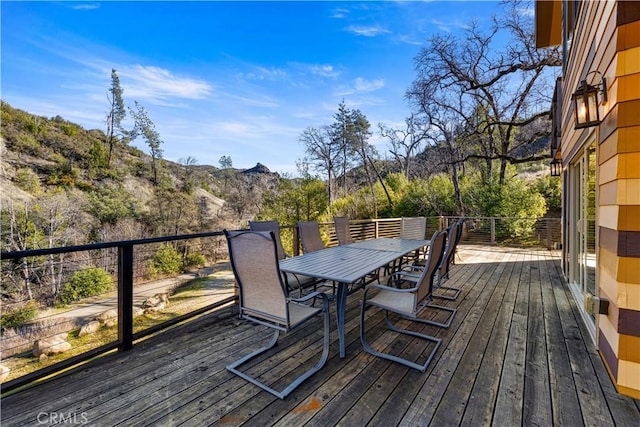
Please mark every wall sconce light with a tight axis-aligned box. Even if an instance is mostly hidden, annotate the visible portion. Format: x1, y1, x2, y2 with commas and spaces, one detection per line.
550, 158, 562, 177
572, 71, 607, 129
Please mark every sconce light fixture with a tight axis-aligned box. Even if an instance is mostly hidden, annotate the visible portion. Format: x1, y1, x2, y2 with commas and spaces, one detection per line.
572, 71, 607, 129
550, 158, 562, 177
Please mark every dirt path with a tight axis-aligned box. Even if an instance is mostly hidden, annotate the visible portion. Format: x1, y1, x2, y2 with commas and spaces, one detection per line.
36, 263, 236, 323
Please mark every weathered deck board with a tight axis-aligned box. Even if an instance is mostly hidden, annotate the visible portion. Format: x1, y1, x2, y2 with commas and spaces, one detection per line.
2, 246, 639, 427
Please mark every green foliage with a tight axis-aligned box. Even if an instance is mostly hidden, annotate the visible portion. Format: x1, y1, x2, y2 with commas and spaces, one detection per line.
58, 267, 113, 306
86, 139, 110, 171
13, 134, 43, 156
46, 160, 79, 188
462, 169, 547, 238
61, 123, 80, 137
384, 172, 409, 194
87, 184, 140, 225
261, 177, 329, 223
0, 301, 39, 332
184, 252, 206, 268
149, 244, 183, 276
535, 174, 562, 213
14, 168, 43, 194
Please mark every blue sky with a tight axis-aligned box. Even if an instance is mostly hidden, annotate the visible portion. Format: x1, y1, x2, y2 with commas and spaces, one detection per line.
1, 1, 503, 175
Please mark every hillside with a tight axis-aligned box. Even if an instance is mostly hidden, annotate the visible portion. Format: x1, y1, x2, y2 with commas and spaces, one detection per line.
0, 101, 280, 241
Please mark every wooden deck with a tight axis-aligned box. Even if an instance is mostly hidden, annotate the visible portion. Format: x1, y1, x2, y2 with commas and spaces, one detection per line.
2, 246, 639, 426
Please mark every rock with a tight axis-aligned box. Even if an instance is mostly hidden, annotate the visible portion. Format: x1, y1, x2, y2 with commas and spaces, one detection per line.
78, 321, 101, 337
33, 334, 71, 357
103, 319, 117, 328
0, 365, 9, 382
144, 301, 166, 314
97, 309, 117, 322
143, 293, 169, 308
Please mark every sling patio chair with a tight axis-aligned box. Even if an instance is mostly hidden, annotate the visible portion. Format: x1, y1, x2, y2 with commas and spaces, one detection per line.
333, 216, 353, 245
400, 218, 464, 301
334, 216, 380, 286
249, 220, 319, 297
432, 218, 463, 300
298, 220, 326, 253
398, 216, 428, 268
224, 229, 330, 399
360, 230, 455, 372
298, 221, 337, 296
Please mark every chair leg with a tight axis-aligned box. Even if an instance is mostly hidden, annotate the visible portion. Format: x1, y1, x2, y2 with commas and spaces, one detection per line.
360, 304, 441, 372
227, 299, 331, 400
432, 286, 461, 301
415, 302, 456, 328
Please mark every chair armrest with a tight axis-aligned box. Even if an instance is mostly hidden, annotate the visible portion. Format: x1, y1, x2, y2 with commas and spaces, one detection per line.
289, 291, 328, 304
365, 282, 419, 294
387, 271, 420, 287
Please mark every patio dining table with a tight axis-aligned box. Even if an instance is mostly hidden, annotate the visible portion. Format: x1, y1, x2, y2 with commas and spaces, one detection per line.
279, 237, 430, 358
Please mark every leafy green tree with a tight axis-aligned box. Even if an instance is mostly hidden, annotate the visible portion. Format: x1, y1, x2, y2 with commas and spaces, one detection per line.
535, 174, 562, 213
87, 184, 140, 225
218, 155, 233, 194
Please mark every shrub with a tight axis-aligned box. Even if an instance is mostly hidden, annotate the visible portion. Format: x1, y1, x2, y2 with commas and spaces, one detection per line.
58, 267, 113, 306
149, 244, 183, 276
14, 168, 42, 194
184, 253, 206, 268
0, 301, 39, 333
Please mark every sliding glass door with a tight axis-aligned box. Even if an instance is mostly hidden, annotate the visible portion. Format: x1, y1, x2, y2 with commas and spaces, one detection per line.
568, 140, 597, 338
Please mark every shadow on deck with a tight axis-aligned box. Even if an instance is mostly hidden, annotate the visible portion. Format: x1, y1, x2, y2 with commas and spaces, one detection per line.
2, 246, 639, 426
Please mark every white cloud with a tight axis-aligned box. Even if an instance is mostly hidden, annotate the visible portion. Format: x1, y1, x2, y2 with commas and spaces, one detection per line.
309, 64, 341, 78
330, 8, 350, 19
345, 25, 390, 37
120, 65, 213, 103
335, 77, 384, 96
239, 66, 288, 81
68, 3, 101, 11
354, 77, 384, 93
429, 18, 470, 33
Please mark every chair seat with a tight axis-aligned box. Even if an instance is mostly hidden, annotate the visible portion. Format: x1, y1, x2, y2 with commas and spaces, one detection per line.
288, 302, 323, 327
367, 289, 415, 315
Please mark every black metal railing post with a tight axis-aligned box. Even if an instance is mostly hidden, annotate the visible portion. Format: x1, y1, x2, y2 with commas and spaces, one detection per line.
118, 244, 134, 351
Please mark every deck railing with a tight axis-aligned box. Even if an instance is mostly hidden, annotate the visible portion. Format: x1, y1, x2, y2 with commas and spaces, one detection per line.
0, 216, 560, 393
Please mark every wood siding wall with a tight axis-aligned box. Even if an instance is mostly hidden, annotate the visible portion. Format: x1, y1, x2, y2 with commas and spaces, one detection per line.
561, 0, 640, 399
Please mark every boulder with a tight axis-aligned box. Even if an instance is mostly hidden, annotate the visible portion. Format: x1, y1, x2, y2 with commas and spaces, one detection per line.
78, 321, 101, 337
103, 319, 117, 328
33, 333, 71, 357
97, 309, 117, 323
143, 293, 169, 308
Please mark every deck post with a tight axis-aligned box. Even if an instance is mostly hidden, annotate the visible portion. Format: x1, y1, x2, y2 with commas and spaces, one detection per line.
118, 244, 134, 351
491, 218, 496, 244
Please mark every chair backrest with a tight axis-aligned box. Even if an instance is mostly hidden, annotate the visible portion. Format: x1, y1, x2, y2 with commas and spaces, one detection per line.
334, 216, 353, 245
224, 230, 289, 325
439, 221, 459, 278
416, 230, 447, 304
454, 218, 464, 246
249, 220, 286, 260
400, 217, 427, 240
298, 221, 325, 253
